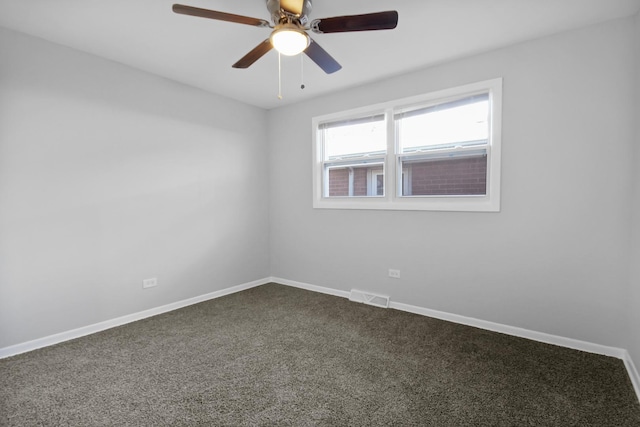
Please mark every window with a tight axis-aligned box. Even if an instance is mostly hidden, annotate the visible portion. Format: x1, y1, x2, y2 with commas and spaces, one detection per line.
312, 78, 502, 212
396, 94, 489, 197
320, 114, 386, 198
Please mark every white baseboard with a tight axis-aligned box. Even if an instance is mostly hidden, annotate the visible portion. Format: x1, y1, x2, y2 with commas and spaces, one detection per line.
623, 351, 640, 401
0, 277, 270, 359
269, 277, 350, 299
270, 277, 640, 402
389, 300, 626, 358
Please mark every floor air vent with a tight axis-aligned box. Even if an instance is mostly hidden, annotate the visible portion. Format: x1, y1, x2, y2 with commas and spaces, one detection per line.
349, 289, 390, 308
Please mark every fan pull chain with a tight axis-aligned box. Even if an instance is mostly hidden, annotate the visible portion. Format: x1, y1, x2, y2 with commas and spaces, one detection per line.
277, 52, 283, 100
300, 54, 305, 90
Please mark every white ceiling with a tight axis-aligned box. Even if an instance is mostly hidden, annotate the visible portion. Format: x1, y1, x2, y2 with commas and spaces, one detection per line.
1, 0, 639, 109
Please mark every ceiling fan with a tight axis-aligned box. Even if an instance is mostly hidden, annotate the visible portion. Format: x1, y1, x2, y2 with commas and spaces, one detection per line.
172, 0, 398, 74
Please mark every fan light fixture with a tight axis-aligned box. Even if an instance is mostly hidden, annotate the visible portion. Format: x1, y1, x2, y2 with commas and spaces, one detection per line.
172, 2, 398, 74
270, 24, 309, 56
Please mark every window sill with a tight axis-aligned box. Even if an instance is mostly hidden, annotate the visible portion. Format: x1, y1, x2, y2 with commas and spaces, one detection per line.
313, 195, 500, 212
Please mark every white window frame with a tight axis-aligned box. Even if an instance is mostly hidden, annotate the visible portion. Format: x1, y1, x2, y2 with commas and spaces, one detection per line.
367, 168, 384, 196
312, 78, 502, 212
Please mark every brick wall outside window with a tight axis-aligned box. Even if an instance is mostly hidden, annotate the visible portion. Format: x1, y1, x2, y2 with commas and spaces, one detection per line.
328, 168, 349, 196
353, 169, 368, 196
328, 167, 377, 196
328, 155, 486, 197
407, 155, 487, 196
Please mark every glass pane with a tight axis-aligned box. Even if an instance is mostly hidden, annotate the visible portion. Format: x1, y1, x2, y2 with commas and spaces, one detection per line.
323, 116, 386, 160
401, 154, 487, 196
376, 174, 384, 196
326, 165, 384, 197
398, 96, 489, 153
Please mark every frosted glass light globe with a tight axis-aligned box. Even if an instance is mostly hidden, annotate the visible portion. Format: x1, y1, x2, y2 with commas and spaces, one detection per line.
270, 25, 309, 56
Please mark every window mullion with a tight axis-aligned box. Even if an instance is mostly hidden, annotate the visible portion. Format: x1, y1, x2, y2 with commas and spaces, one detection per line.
385, 107, 395, 201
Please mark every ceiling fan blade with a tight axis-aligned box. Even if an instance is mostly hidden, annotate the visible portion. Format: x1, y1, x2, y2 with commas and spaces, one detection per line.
232, 39, 273, 69
280, 0, 304, 16
304, 38, 342, 74
172, 4, 270, 27
311, 11, 398, 34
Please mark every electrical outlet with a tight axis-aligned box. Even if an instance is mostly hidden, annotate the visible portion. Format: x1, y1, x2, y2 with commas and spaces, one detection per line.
388, 269, 401, 279
142, 278, 158, 289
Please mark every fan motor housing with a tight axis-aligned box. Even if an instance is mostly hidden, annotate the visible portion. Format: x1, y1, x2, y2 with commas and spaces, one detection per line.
266, 0, 312, 25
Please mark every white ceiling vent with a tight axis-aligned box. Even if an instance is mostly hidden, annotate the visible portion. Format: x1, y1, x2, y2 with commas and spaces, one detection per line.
349, 289, 390, 308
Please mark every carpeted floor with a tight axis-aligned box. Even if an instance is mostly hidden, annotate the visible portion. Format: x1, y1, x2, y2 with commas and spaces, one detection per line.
1, 283, 639, 426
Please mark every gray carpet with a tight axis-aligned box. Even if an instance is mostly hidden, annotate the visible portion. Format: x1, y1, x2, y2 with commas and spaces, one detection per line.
1, 283, 639, 426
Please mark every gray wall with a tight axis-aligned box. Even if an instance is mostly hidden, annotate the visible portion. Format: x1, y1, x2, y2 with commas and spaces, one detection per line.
269, 17, 637, 351
0, 28, 270, 348
629, 12, 640, 372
